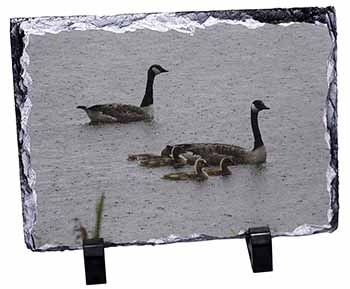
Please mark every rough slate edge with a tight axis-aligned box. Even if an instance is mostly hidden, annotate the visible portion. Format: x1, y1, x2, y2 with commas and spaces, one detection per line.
9, 6, 338, 252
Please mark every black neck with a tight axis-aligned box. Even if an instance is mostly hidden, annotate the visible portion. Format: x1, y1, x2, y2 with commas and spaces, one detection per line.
251, 110, 264, 150
140, 71, 155, 107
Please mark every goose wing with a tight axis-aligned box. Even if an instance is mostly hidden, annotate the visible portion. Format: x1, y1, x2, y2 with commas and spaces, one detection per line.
89, 104, 147, 122
205, 153, 233, 166
180, 151, 228, 166
170, 143, 248, 164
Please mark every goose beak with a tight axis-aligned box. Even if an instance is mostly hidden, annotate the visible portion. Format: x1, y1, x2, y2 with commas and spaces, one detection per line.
161, 68, 168, 73
263, 105, 270, 110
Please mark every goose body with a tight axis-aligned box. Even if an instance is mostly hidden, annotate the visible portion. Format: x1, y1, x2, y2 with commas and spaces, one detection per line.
164, 100, 270, 165
77, 64, 168, 124
161, 159, 209, 181
139, 146, 186, 169
180, 150, 234, 166
203, 158, 233, 176
77, 104, 149, 123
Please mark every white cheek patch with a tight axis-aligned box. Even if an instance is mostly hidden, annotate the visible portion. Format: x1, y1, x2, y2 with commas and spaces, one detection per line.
152, 67, 161, 75
251, 103, 259, 112
141, 105, 154, 119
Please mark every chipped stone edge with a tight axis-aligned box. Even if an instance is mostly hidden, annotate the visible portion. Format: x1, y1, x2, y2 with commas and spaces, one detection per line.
9, 6, 338, 252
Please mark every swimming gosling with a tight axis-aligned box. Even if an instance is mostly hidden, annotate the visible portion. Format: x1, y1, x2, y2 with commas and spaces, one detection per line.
161, 158, 209, 181
203, 157, 233, 176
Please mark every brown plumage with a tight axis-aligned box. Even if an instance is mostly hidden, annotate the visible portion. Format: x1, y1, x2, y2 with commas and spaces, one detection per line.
127, 145, 173, 161
184, 152, 234, 166
161, 159, 209, 181
163, 100, 270, 165
76, 64, 168, 124
203, 157, 233, 176
139, 146, 186, 168
77, 104, 148, 124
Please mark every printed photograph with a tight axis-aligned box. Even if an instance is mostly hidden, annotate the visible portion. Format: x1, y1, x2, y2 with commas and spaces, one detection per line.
11, 9, 337, 250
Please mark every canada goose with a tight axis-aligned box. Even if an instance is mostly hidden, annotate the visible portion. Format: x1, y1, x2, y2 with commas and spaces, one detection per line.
77, 64, 168, 124
203, 157, 233, 176
127, 145, 173, 161
139, 146, 185, 168
164, 100, 270, 164
161, 158, 209, 181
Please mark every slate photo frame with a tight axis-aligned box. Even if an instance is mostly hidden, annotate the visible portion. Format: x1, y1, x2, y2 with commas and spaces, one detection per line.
10, 6, 337, 251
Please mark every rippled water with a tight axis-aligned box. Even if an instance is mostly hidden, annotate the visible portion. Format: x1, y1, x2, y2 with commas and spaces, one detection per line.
27, 23, 331, 249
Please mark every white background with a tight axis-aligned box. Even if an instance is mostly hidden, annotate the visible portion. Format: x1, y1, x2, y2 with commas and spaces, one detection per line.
1, 0, 348, 288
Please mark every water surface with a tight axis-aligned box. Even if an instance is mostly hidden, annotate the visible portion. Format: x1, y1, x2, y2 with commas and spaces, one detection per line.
27, 23, 331, 248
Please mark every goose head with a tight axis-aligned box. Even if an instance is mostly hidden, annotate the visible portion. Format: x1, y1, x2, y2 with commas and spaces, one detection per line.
251, 100, 270, 113
195, 158, 209, 171
160, 145, 173, 157
220, 157, 234, 169
149, 64, 168, 76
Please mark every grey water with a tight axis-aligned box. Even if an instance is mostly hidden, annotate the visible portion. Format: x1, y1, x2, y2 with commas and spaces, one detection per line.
27, 23, 331, 249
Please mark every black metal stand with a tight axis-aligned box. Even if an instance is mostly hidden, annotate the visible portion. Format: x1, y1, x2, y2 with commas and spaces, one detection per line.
81, 227, 272, 284
245, 226, 273, 273
83, 238, 107, 285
